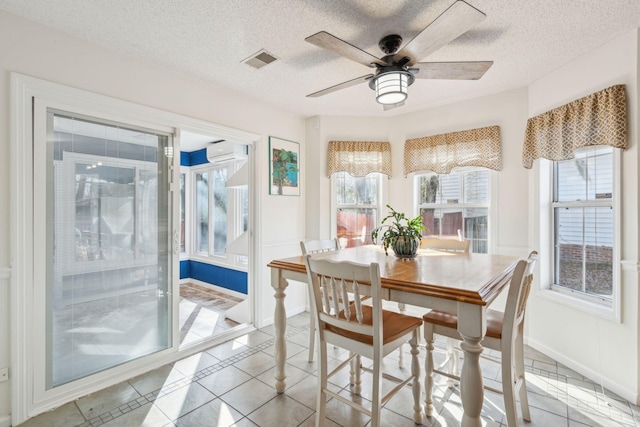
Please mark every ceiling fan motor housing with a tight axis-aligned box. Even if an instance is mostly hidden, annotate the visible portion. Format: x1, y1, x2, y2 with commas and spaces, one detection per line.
379, 34, 403, 54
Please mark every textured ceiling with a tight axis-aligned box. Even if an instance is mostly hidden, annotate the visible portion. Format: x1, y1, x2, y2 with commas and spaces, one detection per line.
2, 0, 640, 122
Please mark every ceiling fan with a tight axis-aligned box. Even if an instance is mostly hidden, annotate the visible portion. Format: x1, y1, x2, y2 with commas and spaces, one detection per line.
305, 0, 493, 110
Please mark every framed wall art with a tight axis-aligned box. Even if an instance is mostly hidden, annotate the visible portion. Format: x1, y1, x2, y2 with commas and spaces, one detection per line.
269, 136, 300, 196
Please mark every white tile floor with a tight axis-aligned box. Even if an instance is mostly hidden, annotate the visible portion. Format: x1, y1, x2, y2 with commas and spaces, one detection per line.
18, 312, 640, 427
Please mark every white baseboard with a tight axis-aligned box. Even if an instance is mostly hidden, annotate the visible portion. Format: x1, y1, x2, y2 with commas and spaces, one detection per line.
526, 337, 638, 405
0, 414, 11, 427
260, 304, 307, 328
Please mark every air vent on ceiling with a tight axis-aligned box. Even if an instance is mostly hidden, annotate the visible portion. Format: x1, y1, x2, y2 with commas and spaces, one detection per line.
242, 49, 278, 69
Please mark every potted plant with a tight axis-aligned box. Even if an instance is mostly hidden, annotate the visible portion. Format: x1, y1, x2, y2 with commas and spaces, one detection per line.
371, 205, 426, 258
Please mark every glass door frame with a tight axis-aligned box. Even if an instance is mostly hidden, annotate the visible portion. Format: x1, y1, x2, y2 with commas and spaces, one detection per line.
45, 112, 174, 390
10, 74, 261, 425
31, 98, 178, 412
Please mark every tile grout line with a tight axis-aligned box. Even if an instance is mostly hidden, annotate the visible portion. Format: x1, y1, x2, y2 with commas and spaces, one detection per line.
63, 321, 638, 427
76, 336, 280, 427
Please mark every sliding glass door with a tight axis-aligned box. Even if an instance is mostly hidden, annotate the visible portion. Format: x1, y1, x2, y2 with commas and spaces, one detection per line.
44, 111, 173, 388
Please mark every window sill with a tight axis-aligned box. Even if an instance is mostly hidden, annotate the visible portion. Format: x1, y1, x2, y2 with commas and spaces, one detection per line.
537, 288, 619, 323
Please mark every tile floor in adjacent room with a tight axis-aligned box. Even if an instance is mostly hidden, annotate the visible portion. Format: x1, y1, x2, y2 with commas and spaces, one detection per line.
19, 312, 640, 427
179, 282, 242, 346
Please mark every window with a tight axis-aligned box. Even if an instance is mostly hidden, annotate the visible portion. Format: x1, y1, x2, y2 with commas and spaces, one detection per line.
416, 168, 490, 253
334, 172, 381, 249
195, 171, 209, 253
180, 172, 186, 253
552, 146, 614, 302
192, 160, 245, 264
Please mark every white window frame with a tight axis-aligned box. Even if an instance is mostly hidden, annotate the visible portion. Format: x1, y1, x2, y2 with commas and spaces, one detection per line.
57, 151, 160, 275
189, 160, 247, 270
413, 167, 498, 254
538, 147, 621, 320
330, 172, 387, 247
179, 167, 190, 259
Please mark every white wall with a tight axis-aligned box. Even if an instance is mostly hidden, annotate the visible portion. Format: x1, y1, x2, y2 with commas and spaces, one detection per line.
307, 87, 530, 255
304, 115, 395, 239
526, 29, 639, 403
0, 10, 306, 423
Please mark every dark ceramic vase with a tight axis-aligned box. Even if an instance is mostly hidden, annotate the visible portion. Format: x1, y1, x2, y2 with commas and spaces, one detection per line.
392, 236, 419, 259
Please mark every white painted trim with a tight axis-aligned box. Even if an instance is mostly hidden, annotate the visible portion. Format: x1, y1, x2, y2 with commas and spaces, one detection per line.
261, 304, 307, 328
12, 74, 259, 143
179, 323, 256, 353
536, 288, 616, 321
10, 73, 262, 425
621, 260, 640, 271
488, 169, 499, 255
0, 267, 10, 280
262, 239, 306, 249
11, 71, 36, 425
0, 415, 10, 427
526, 336, 638, 405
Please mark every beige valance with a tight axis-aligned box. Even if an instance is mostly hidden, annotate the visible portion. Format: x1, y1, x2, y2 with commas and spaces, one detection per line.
327, 140, 392, 177
404, 125, 501, 175
522, 84, 627, 169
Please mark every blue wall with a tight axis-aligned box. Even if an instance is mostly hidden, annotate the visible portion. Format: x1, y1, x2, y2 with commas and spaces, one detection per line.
179, 259, 247, 294
180, 259, 190, 279
180, 148, 209, 167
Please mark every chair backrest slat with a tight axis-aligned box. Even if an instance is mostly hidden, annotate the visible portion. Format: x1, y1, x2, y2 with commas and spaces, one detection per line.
329, 276, 340, 315
421, 237, 470, 253
300, 238, 340, 255
351, 280, 363, 324
502, 251, 538, 341
304, 255, 380, 342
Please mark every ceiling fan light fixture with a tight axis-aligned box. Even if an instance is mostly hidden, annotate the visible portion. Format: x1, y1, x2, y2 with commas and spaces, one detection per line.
371, 70, 414, 105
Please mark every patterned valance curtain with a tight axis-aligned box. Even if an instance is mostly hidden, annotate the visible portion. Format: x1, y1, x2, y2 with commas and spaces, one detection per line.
404, 125, 501, 175
522, 84, 627, 169
327, 140, 392, 177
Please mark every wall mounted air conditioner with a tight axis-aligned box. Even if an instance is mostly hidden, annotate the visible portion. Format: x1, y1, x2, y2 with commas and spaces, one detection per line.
206, 141, 248, 163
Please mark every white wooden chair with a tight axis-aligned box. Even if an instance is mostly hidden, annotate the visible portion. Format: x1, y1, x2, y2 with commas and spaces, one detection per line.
423, 251, 538, 427
420, 236, 471, 252
300, 239, 341, 362
304, 255, 423, 427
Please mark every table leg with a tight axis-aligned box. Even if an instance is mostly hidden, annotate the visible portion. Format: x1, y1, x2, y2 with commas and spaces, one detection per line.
458, 304, 486, 427
397, 302, 406, 368
272, 268, 288, 393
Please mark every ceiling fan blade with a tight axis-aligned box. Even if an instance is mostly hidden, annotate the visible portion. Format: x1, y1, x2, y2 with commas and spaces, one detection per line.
393, 0, 486, 65
305, 31, 385, 67
306, 74, 374, 98
383, 101, 405, 111
412, 61, 493, 80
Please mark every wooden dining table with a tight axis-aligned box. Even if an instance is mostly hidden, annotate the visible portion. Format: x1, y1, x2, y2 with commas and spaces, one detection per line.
267, 245, 520, 427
